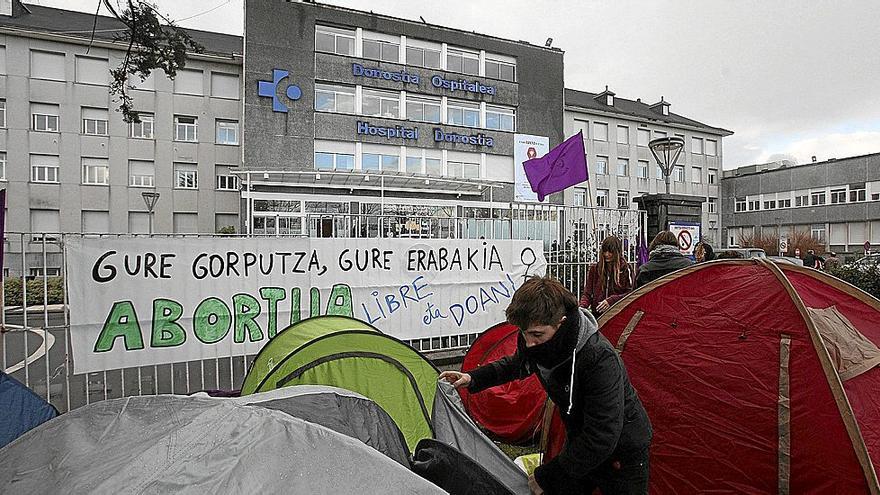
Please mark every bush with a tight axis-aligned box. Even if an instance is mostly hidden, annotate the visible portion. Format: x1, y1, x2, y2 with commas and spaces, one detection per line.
828, 264, 880, 300
740, 229, 824, 257
3, 277, 65, 306
217, 225, 237, 234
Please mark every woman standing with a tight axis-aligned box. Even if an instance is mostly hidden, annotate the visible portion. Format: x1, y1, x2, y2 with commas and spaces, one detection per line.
634, 231, 694, 288
580, 236, 634, 317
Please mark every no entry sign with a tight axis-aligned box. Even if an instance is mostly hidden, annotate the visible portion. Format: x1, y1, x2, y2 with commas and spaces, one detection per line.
669, 222, 702, 256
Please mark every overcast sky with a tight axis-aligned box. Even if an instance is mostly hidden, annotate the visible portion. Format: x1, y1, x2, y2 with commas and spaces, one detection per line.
34, 0, 880, 170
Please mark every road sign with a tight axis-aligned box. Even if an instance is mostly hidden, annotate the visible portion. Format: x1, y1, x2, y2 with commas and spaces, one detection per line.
795, 248, 801, 258
779, 237, 788, 254
668, 222, 701, 256
866, 241, 872, 254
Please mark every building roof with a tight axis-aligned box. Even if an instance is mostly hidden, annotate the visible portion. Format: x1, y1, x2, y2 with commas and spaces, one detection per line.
564, 88, 733, 137
722, 151, 880, 179
0, 2, 242, 58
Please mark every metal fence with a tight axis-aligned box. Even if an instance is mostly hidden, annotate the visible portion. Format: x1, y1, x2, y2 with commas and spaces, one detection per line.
0, 204, 645, 413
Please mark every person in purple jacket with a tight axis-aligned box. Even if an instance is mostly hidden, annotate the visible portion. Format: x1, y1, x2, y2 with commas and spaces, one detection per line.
580, 236, 634, 317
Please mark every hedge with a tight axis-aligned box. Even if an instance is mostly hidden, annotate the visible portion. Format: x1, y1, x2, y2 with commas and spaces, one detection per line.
3, 277, 65, 306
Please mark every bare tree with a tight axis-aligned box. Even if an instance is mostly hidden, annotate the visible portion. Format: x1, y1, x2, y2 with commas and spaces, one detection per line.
93, 1, 204, 122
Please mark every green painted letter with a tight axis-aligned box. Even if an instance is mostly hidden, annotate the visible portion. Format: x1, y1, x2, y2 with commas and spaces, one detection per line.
259, 287, 286, 338
325, 284, 354, 317
152, 298, 186, 347
233, 293, 264, 343
193, 297, 231, 344
289, 287, 301, 325
94, 301, 144, 352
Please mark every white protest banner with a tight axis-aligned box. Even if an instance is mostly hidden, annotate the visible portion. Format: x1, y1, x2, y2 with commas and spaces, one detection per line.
514, 133, 550, 202
668, 221, 701, 256
66, 237, 546, 374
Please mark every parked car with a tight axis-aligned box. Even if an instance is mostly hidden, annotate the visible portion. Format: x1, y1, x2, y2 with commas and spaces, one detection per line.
849, 254, 880, 271
769, 256, 804, 266
718, 247, 767, 259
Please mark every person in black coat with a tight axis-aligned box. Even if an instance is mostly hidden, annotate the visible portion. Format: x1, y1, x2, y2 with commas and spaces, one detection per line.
634, 231, 694, 288
440, 276, 652, 495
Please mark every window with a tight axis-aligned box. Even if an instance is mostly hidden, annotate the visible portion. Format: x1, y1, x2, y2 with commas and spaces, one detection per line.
403, 153, 442, 175
706, 140, 718, 156
216, 166, 239, 191
795, 194, 809, 207
363, 37, 399, 63
637, 128, 650, 147
31, 103, 59, 132
811, 224, 826, 243
0, 99, 5, 127
656, 165, 663, 179
425, 157, 442, 175
595, 156, 608, 175
406, 96, 441, 124
763, 200, 776, 210
210, 72, 240, 99
779, 198, 791, 208
362, 89, 400, 119
708, 198, 717, 214
446, 100, 480, 127
850, 184, 867, 202
735, 197, 746, 212
637, 160, 649, 179
654, 130, 667, 139
175, 163, 198, 189
30, 50, 65, 80
315, 26, 355, 56
173, 213, 198, 234
173, 69, 204, 95
30, 209, 60, 241
573, 119, 589, 138
748, 199, 760, 211
82, 158, 109, 185
29, 267, 62, 277
616, 125, 629, 144
175, 116, 198, 142
130, 114, 154, 138
692, 137, 704, 154
81, 107, 108, 136
830, 188, 847, 204
82, 210, 110, 234
447, 160, 480, 178
593, 122, 608, 141
30, 155, 59, 183
811, 191, 826, 206
315, 83, 355, 114
446, 48, 479, 75
315, 152, 354, 171
129, 160, 154, 187
0, 152, 4, 180
406, 44, 441, 69
75, 56, 109, 85
485, 105, 515, 131
692, 167, 701, 184
708, 169, 717, 185
616, 158, 629, 177
485, 58, 516, 82
573, 189, 586, 207
362, 153, 399, 172
596, 189, 609, 208
673, 165, 685, 182
617, 190, 630, 209
215, 120, 239, 145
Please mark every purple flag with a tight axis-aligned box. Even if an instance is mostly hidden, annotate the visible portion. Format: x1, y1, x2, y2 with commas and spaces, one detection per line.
0, 189, 5, 279
637, 229, 649, 267
523, 131, 588, 201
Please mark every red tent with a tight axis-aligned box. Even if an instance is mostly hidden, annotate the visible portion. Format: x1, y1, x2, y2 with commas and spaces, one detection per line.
596, 259, 880, 493
459, 322, 547, 444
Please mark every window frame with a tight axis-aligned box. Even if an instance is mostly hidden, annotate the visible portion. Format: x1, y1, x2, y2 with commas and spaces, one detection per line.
485, 105, 515, 131
81, 158, 109, 185
361, 88, 400, 119
315, 83, 356, 114
130, 114, 154, 139
32, 112, 59, 132
315, 25, 356, 56
446, 99, 480, 128
174, 115, 198, 142
174, 164, 199, 189
129, 160, 155, 188
215, 119, 240, 146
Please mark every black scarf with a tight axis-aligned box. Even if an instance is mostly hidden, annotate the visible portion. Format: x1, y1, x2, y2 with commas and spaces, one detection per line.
523, 306, 580, 368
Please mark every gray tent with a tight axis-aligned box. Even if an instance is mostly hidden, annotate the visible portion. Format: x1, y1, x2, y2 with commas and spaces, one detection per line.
0, 395, 446, 494
228, 385, 411, 467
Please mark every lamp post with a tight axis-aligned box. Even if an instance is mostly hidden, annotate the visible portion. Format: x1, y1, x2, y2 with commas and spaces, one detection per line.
142, 191, 160, 235
648, 136, 685, 194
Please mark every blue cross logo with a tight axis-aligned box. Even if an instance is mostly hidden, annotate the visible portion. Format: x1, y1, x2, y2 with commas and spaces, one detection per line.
257, 69, 302, 113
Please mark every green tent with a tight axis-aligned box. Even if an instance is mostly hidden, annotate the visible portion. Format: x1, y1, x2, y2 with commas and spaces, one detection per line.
241, 315, 380, 395
242, 324, 438, 451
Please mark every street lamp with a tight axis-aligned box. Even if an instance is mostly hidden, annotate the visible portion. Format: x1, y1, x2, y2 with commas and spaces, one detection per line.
141, 191, 160, 235
649, 136, 685, 194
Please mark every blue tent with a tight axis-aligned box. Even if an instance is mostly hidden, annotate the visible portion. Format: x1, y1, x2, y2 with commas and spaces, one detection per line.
0, 371, 57, 448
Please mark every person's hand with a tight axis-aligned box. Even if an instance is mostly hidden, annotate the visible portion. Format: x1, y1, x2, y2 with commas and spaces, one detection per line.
528, 474, 544, 495
597, 299, 611, 313
439, 371, 472, 388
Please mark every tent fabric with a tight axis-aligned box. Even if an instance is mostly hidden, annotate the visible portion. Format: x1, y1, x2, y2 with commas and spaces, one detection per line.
0, 370, 57, 449
244, 329, 438, 452
459, 322, 546, 444
231, 385, 411, 467
0, 395, 445, 495
809, 306, 880, 381
593, 259, 880, 494
433, 381, 530, 494
241, 315, 380, 395
412, 438, 515, 495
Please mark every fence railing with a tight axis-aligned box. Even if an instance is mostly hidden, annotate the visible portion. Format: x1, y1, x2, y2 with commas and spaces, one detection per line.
1, 205, 645, 413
